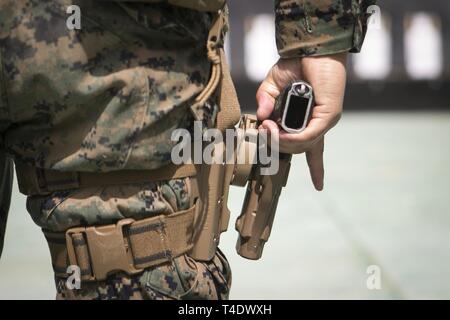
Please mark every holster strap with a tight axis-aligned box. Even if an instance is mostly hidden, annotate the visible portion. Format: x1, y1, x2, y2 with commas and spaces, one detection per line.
190, 7, 241, 131
15, 162, 198, 196
44, 204, 197, 281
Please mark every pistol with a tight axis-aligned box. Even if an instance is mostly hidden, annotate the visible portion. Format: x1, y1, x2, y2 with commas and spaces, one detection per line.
233, 81, 314, 260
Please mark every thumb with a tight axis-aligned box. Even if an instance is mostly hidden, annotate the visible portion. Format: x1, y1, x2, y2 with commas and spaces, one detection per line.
256, 77, 280, 121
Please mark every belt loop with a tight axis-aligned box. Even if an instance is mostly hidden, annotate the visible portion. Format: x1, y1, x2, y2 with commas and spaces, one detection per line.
65, 227, 95, 281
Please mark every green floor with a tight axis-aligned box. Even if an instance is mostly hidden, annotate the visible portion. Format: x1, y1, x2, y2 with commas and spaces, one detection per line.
1, 112, 449, 299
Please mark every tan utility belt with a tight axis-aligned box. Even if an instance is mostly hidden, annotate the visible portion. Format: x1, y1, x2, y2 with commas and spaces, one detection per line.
43, 204, 196, 281
15, 162, 199, 196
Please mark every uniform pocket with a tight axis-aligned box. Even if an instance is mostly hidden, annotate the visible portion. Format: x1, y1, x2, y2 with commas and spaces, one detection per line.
202, 248, 232, 300
141, 249, 232, 300
140, 254, 199, 300
26, 190, 73, 232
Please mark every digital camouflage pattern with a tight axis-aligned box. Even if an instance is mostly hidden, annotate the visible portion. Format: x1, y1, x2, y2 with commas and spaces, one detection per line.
112, 0, 226, 12
0, 0, 375, 300
0, 0, 213, 172
40, 178, 231, 300
27, 175, 231, 300
55, 250, 231, 300
275, 0, 377, 57
44, 179, 231, 300
27, 178, 191, 232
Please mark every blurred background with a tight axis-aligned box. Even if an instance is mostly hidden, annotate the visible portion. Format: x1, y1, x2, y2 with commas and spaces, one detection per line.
1, 0, 450, 299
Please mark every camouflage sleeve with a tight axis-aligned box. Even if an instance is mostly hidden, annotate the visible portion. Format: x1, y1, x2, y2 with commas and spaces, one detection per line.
275, 0, 377, 58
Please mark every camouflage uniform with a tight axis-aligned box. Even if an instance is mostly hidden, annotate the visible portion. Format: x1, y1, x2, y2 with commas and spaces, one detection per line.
0, 0, 375, 300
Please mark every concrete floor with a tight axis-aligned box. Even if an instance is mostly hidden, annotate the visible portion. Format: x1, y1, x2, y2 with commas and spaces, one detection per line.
1, 112, 449, 300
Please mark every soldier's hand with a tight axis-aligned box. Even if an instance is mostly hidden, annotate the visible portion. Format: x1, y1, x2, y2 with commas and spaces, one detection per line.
256, 53, 348, 191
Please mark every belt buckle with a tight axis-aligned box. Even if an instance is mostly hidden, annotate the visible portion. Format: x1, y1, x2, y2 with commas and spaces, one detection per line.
65, 219, 143, 281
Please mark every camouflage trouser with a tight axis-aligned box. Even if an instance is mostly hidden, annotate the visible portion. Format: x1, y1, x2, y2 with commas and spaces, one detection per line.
26, 177, 232, 300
